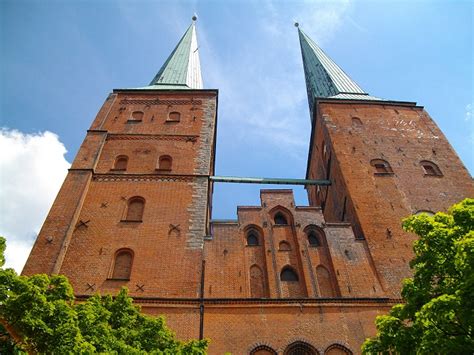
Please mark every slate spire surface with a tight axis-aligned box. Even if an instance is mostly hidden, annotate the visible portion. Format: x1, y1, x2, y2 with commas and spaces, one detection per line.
146, 20, 203, 90
297, 26, 382, 119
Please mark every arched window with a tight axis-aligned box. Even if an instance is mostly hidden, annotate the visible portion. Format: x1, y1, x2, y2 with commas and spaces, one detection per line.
370, 159, 393, 174
325, 344, 353, 355
284, 341, 318, 355
126, 196, 145, 221
113, 155, 128, 171
280, 266, 299, 282
111, 249, 133, 280
130, 111, 144, 122
167, 111, 181, 122
307, 231, 321, 247
420, 160, 442, 176
250, 345, 277, 355
279, 241, 291, 251
274, 212, 288, 225
158, 155, 172, 171
351, 117, 363, 127
247, 232, 259, 246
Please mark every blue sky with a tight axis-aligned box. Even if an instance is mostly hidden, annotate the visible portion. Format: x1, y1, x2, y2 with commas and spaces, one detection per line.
0, 1, 472, 269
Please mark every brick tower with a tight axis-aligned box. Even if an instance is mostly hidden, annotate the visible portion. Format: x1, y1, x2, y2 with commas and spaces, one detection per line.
23, 19, 218, 300
298, 26, 474, 297
22, 20, 473, 354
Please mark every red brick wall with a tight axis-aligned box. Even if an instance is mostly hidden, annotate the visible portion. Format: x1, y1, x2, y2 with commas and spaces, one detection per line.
307, 101, 474, 296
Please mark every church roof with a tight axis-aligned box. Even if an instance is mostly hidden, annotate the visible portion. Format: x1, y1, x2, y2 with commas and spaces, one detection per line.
298, 27, 384, 117
135, 20, 203, 90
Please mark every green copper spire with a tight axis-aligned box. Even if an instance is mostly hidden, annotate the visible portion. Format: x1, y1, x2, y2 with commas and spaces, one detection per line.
143, 18, 203, 90
297, 25, 383, 119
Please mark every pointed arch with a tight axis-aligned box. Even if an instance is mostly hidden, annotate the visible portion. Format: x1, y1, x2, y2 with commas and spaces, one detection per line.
249, 264, 268, 298
304, 225, 325, 247
269, 206, 293, 226
316, 265, 335, 297
244, 224, 264, 247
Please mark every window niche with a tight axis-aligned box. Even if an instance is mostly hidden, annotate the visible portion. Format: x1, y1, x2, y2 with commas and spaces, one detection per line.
128, 110, 144, 123
110, 249, 133, 280
420, 160, 442, 177
278, 241, 291, 251
280, 266, 299, 282
156, 155, 172, 172
351, 117, 363, 127
246, 231, 259, 246
167, 111, 181, 122
112, 155, 128, 171
370, 159, 393, 175
123, 196, 145, 222
274, 212, 288, 225
307, 230, 321, 247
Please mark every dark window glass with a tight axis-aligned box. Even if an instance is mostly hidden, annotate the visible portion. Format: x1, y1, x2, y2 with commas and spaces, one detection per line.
280, 267, 299, 281
247, 233, 259, 246
274, 212, 288, 225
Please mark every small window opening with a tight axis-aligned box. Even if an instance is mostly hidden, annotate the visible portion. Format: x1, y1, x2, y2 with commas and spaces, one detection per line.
370, 159, 393, 174
247, 232, 259, 246
274, 212, 288, 225
279, 241, 291, 251
157, 155, 172, 171
420, 161, 442, 176
308, 232, 321, 247
130, 111, 144, 122
167, 111, 181, 122
352, 117, 363, 127
280, 267, 299, 282
113, 155, 128, 171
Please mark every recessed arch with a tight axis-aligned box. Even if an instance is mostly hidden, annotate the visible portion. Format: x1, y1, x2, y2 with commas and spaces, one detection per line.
167, 111, 181, 122
280, 266, 299, 282
125, 196, 145, 221
324, 343, 353, 355
158, 155, 172, 171
316, 265, 335, 297
269, 206, 293, 226
113, 155, 128, 171
111, 248, 134, 280
304, 225, 325, 247
250, 344, 277, 355
279, 241, 292, 251
130, 110, 144, 121
284, 341, 319, 355
244, 225, 264, 246
249, 264, 267, 298
351, 117, 363, 127
247, 232, 259, 246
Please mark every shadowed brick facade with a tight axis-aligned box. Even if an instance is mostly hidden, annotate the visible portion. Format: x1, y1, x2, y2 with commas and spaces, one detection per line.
23, 21, 473, 354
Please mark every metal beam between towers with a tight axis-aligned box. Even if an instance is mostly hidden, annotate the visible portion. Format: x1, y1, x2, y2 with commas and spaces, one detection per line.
209, 176, 331, 186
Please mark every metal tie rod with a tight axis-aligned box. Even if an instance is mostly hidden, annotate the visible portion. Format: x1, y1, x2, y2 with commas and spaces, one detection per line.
209, 176, 331, 186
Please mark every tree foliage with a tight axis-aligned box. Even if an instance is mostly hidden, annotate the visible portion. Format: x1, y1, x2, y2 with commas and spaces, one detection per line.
0, 237, 208, 354
362, 198, 474, 354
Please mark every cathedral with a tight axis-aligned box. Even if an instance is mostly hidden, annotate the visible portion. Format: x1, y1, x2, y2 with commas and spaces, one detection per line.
22, 18, 473, 354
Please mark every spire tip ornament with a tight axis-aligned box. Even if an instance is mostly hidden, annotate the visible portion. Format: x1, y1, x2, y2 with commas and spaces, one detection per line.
192, 14, 197, 21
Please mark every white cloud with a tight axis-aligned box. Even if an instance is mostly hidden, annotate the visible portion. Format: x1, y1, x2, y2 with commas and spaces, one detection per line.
0, 129, 70, 272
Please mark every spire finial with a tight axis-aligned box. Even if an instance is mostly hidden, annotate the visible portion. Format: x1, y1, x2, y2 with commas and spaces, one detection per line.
192, 13, 198, 22
294, 21, 299, 28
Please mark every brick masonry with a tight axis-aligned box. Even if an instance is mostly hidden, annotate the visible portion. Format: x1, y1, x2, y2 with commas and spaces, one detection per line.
22, 91, 473, 354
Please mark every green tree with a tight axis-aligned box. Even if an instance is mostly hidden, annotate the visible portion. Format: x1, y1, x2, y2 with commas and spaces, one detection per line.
0, 237, 208, 354
362, 198, 474, 354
